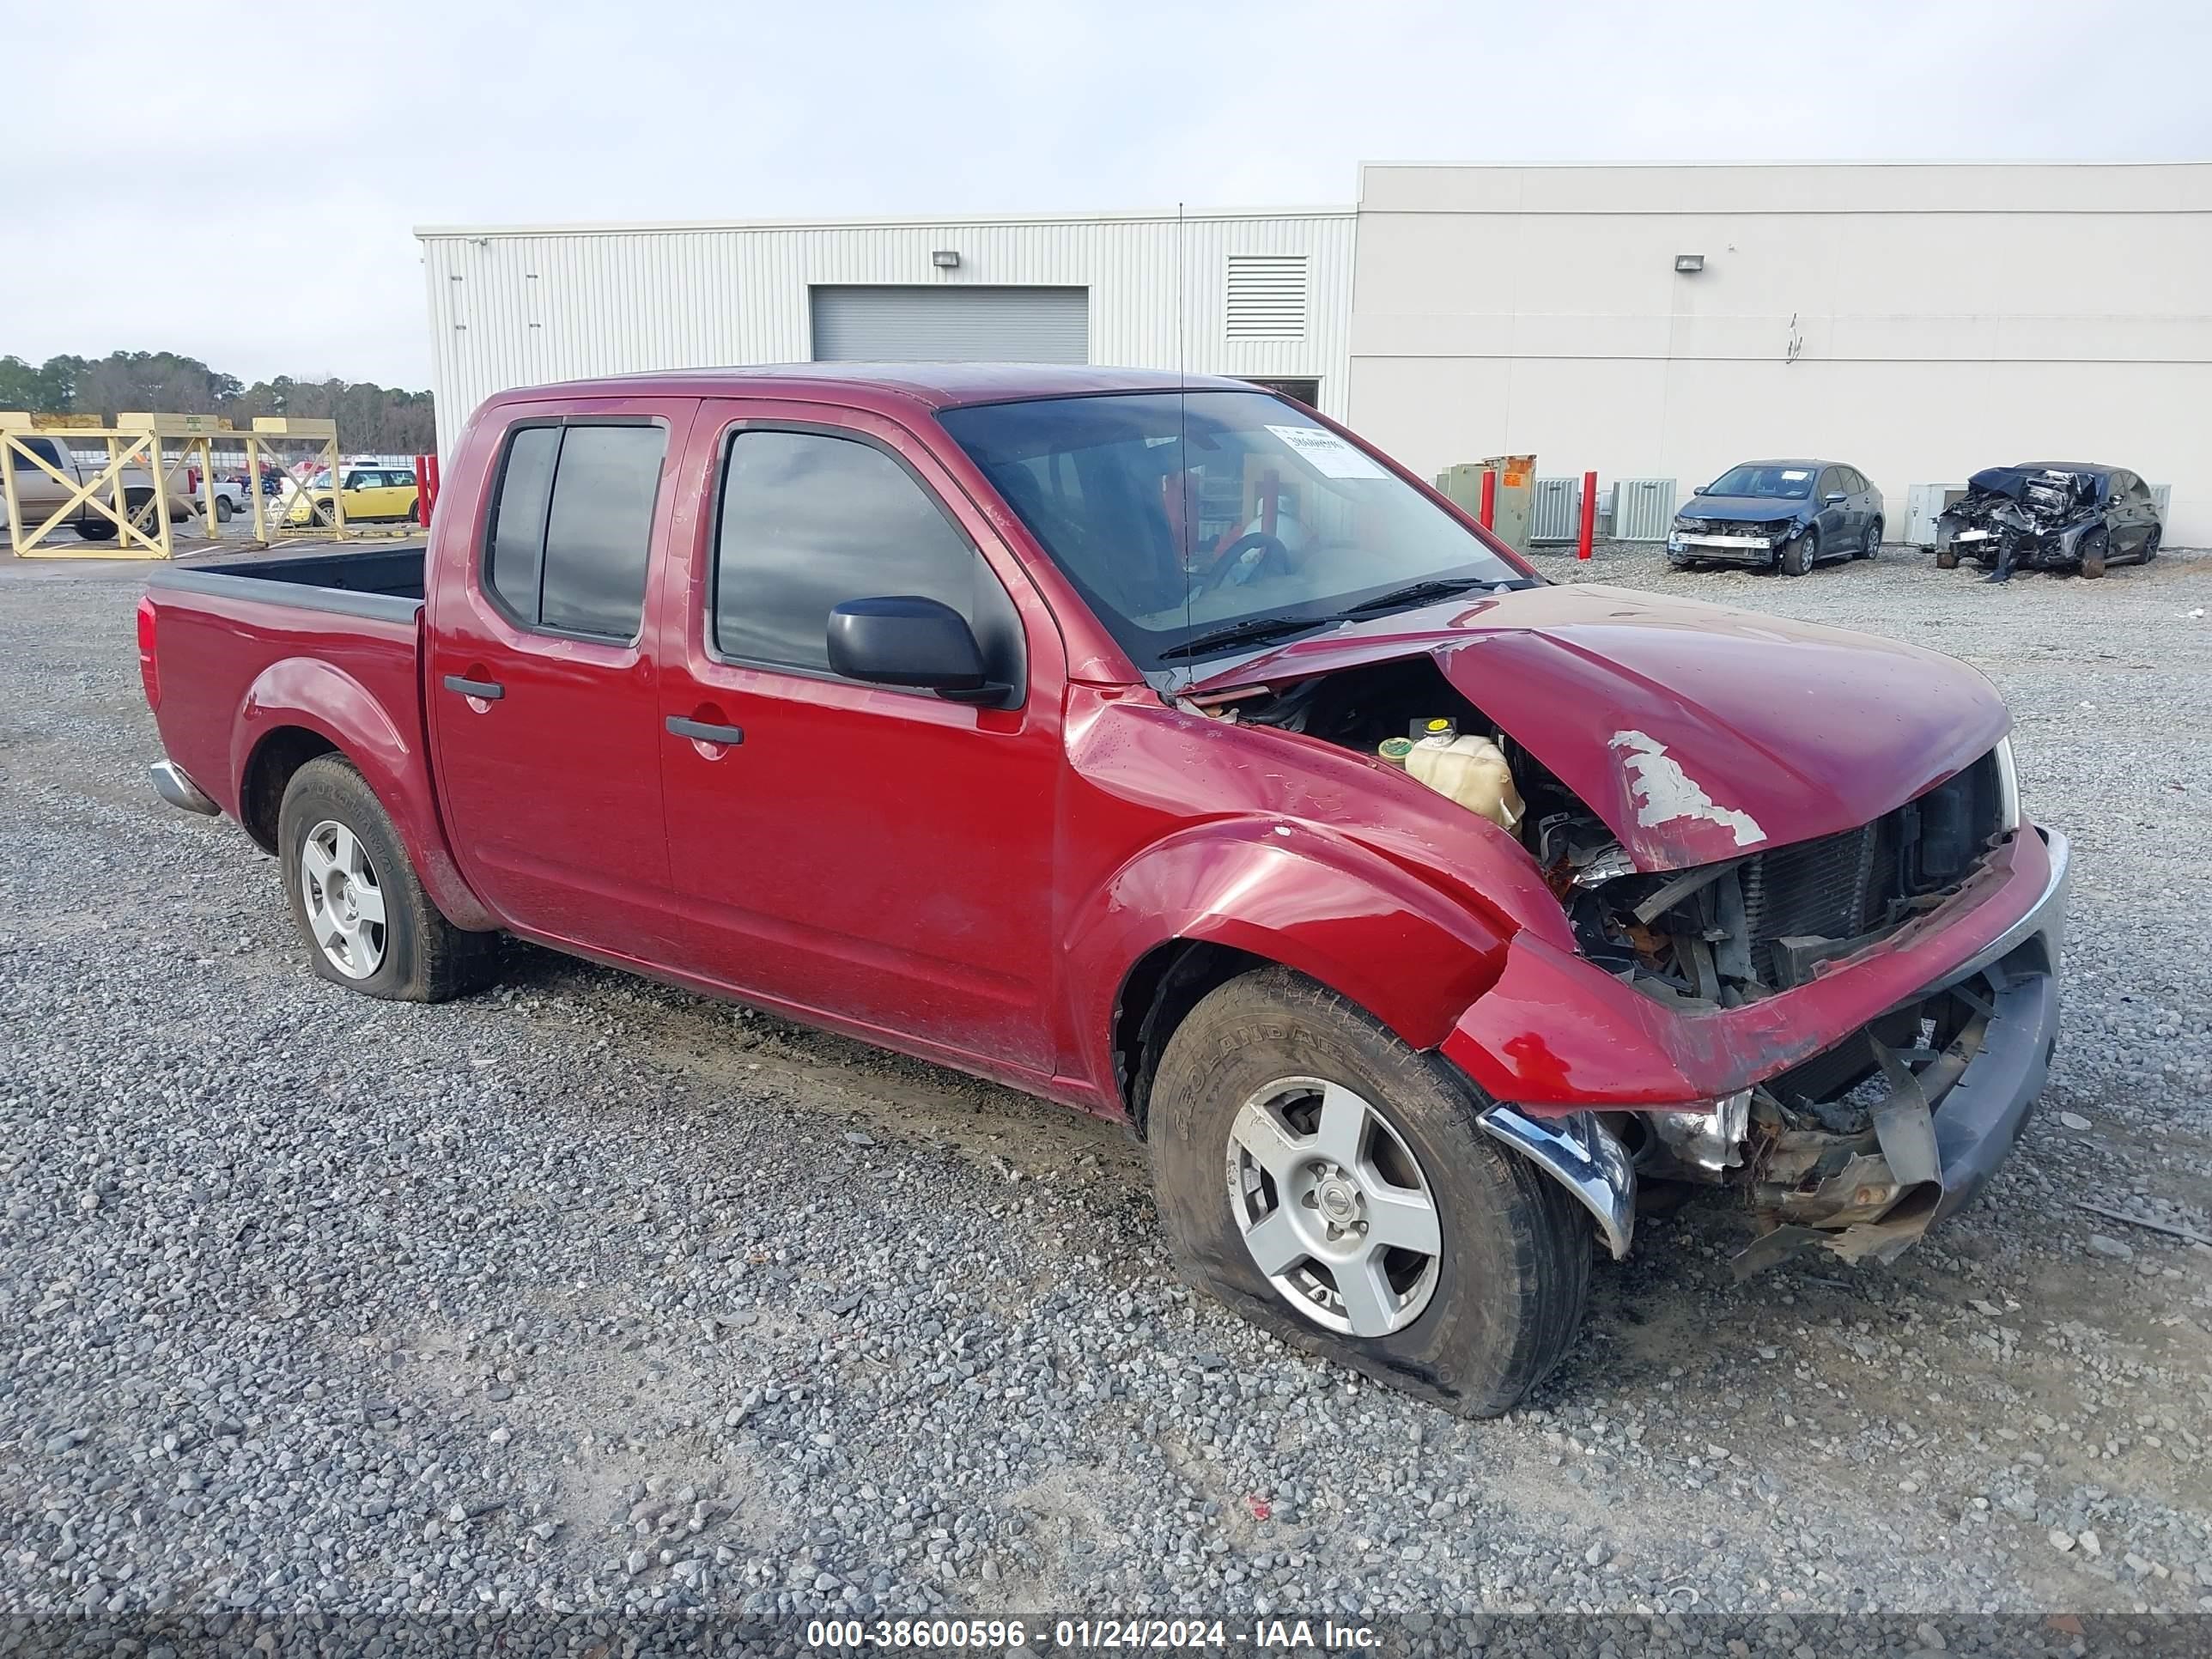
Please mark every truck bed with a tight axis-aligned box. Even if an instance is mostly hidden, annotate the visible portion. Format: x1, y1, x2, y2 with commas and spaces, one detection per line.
152, 546, 427, 621
142, 546, 430, 841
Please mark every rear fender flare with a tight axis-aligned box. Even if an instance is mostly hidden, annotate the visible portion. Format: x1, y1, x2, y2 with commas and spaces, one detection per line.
231, 656, 494, 931
1066, 819, 1510, 1115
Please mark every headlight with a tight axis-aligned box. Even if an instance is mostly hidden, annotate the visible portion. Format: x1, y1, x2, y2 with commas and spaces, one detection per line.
1994, 736, 2021, 830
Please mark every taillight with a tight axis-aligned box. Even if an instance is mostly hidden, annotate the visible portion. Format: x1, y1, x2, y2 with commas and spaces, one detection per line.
136, 596, 160, 710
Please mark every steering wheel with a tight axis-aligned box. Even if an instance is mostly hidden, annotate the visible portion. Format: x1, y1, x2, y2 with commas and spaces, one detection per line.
1194, 531, 1292, 594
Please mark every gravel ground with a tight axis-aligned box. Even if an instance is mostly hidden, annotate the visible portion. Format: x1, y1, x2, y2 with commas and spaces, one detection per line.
2, 543, 2209, 1641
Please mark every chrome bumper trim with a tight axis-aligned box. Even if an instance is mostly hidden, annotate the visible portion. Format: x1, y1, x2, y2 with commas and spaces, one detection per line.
1480, 1105, 1636, 1260
149, 759, 219, 817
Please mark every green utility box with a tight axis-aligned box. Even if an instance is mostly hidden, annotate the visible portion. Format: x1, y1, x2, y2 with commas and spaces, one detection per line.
1482, 453, 1536, 556
1434, 456, 1538, 556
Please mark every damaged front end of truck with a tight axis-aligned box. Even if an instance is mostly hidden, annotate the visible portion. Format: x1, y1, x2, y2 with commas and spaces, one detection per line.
1183, 585, 2070, 1276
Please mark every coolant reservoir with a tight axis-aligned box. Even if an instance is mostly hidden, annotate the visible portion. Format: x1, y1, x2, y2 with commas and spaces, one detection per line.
1404, 734, 1525, 832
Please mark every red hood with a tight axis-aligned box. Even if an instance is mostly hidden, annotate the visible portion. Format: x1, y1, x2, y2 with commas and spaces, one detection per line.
1189, 584, 2011, 872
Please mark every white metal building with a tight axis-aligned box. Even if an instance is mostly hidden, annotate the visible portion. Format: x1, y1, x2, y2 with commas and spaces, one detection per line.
416, 208, 1355, 454
417, 161, 2212, 542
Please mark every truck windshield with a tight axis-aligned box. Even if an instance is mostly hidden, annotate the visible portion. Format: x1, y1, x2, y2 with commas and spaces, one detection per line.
938, 390, 1528, 669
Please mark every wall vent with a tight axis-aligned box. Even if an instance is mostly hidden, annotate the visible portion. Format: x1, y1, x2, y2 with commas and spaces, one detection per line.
1225, 255, 1308, 338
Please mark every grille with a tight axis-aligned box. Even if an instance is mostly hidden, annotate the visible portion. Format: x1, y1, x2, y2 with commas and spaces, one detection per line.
1739, 749, 2002, 986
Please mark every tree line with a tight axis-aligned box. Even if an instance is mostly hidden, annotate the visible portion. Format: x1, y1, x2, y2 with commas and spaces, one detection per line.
0, 349, 436, 454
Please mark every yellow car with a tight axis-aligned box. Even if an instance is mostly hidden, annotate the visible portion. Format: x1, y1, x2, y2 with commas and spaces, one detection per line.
280, 464, 422, 526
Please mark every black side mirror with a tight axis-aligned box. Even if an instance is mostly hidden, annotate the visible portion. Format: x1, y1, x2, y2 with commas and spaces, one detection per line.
827, 595, 1009, 705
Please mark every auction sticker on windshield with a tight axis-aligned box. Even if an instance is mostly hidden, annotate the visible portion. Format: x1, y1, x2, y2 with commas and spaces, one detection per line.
1267, 425, 1387, 479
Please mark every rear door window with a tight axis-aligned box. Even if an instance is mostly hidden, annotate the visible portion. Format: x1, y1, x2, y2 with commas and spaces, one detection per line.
539, 426, 666, 638
483, 422, 666, 641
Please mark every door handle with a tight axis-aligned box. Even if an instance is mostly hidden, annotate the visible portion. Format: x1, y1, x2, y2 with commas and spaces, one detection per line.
667, 715, 744, 745
443, 675, 505, 701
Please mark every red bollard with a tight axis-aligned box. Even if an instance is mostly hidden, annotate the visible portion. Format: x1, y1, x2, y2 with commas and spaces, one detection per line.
1478, 467, 1497, 531
1577, 470, 1597, 561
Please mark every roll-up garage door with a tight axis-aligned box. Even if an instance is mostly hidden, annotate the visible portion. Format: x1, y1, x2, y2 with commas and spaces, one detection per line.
809, 285, 1090, 363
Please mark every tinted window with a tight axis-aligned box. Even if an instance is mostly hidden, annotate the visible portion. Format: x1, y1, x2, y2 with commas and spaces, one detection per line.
1816, 468, 1842, 498
485, 426, 559, 622
1839, 466, 1867, 492
13, 437, 62, 469
714, 430, 990, 673
539, 425, 665, 638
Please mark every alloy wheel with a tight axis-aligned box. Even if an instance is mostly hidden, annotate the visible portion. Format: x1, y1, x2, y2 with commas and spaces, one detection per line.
300, 819, 386, 978
1224, 1077, 1443, 1338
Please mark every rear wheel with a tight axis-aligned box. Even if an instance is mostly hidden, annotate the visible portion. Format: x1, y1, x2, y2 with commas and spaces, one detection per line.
2141, 526, 2160, 562
214, 495, 234, 524
1148, 967, 1591, 1418
1856, 516, 1881, 559
278, 755, 497, 1001
1780, 528, 1815, 576
2079, 528, 2108, 580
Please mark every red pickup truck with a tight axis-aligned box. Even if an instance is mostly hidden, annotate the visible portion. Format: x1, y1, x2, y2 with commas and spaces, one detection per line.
140, 366, 2069, 1415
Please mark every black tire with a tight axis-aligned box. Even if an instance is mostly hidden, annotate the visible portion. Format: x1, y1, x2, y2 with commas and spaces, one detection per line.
1936, 547, 1959, 570
73, 517, 118, 542
311, 501, 333, 528
1780, 528, 1815, 576
2141, 526, 2160, 563
1148, 967, 1592, 1418
2079, 528, 2107, 580
406, 496, 422, 525
215, 495, 234, 524
1856, 517, 1881, 560
277, 754, 497, 1002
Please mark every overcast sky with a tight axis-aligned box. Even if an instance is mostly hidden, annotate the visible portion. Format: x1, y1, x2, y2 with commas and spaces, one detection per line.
9, 0, 2209, 391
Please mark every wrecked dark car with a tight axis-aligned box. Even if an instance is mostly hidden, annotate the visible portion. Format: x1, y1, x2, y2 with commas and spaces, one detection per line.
1936, 462, 2163, 581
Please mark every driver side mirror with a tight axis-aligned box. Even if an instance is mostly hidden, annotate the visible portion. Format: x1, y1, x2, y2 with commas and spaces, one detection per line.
827, 595, 1011, 706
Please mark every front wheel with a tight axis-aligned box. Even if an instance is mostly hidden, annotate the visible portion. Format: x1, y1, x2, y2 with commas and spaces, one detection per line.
278, 755, 497, 1001
2079, 528, 2108, 580
1936, 547, 1960, 570
1148, 968, 1592, 1417
1780, 528, 1815, 576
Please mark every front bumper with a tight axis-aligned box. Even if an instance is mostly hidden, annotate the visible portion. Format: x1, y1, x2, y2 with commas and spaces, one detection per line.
1452, 828, 2069, 1268
1668, 531, 1782, 563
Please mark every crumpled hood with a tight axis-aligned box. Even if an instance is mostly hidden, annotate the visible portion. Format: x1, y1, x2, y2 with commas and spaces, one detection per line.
1190, 584, 2011, 872
1678, 494, 1808, 525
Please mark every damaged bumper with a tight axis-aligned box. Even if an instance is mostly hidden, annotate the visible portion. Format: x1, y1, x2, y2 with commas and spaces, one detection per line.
1447, 826, 2069, 1270
1668, 530, 1787, 564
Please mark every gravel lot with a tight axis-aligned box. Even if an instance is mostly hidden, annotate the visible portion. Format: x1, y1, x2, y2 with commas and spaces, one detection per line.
3, 543, 2209, 1641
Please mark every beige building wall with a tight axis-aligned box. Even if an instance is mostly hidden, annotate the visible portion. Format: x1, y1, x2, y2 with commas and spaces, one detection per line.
1347, 163, 2212, 544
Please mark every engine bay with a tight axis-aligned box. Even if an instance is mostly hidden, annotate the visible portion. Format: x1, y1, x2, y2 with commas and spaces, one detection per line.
1185, 656, 2008, 1010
